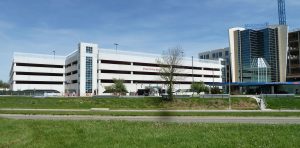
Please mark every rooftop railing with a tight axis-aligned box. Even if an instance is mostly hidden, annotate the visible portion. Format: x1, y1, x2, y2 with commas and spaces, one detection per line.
100, 48, 220, 64
14, 52, 66, 60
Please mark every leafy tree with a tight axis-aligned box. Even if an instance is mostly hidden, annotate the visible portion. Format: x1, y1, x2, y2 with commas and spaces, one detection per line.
0, 80, 10, 88
211, 86, 222, 94
203, 86, 209, 94
156, 46, 184, 101
104, 86, 114, 93
191, 82, 209, 95
104, 79, 127, 96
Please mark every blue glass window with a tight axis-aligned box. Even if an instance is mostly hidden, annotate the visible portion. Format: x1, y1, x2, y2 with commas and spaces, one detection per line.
86, 47, 93, 53
225, 51, 229, 56
86, 57, 93, 93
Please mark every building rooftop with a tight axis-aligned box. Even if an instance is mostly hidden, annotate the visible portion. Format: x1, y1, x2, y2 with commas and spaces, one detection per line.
13, 45, 221, 65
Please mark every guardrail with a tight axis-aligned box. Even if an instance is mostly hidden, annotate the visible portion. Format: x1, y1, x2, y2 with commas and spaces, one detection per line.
198, 94, 230, 99
261, 94, 295, 98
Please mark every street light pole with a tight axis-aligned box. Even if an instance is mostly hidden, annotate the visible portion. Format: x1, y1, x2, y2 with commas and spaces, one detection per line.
228, 50, 232, 110
192, 56, 195, 96
114, 43, 119, 54
192, 56, 194, 83
53, 50, 55, 59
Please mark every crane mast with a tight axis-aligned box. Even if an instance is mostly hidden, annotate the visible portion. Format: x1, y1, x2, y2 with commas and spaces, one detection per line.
278, 0, 286, 25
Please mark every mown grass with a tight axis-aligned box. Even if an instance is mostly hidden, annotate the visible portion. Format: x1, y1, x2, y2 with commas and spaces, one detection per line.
266, 97, 300, 110
1, 110, 300, 117
0, 118, 300, 148
0, 96, 258, 110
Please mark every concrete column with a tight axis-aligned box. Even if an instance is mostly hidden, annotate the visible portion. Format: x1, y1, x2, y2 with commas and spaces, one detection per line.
271, 86, 275, 94
239, 86, 243, 94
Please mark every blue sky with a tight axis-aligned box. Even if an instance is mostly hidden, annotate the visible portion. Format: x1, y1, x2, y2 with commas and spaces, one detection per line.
0, 0, 300, 81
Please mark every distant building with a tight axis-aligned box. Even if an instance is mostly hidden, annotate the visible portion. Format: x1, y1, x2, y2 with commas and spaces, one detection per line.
229, 25, 288, 83
198, 48, 231, 83
9, 42, 223, 96
287, 29, 300, 81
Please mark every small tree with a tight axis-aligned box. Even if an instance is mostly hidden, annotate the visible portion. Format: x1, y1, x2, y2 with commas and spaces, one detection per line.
104, 86, 115, 93
211, 86, 222, 94
191, 82, 209, 95
114, 79, 127, 95
157, 47, 184, 101
104, 79, 128, 96
0, 80, 10, 88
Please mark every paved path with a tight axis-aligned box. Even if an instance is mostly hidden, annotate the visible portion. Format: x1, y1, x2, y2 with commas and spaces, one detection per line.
1, 114, 300, 124
1, 108, 300, 112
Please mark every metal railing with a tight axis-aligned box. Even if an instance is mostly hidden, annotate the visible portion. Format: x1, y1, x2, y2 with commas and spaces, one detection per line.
100, 48, 220, 64
14, 52, 66, 60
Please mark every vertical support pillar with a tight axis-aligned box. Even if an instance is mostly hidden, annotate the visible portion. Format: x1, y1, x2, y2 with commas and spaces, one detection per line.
271, 86, 275, 94
239, 86, 243, 94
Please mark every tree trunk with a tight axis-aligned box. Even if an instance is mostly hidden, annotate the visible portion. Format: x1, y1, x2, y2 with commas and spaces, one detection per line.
168, 81, 174, 101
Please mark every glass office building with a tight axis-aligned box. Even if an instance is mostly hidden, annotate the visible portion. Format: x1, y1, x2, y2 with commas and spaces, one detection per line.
249, 58, 271, 82
229, 25, 288, 83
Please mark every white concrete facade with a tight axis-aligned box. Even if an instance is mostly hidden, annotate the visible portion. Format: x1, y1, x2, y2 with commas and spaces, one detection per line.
10, 42, 223, 96
10, 52, 66, 95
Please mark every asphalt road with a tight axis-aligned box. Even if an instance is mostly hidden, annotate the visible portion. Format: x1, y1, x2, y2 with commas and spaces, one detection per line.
1, 114, 300, 124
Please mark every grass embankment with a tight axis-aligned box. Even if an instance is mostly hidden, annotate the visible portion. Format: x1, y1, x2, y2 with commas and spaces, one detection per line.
266, 97, 300, 110
0, 119, 300, 148
0, 96, 258, 110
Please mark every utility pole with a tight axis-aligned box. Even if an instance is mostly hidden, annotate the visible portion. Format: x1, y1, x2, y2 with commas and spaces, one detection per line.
114, 43, 119, 54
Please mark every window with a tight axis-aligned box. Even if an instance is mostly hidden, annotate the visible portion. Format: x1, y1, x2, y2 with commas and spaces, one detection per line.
226, 58, 230, 64
219, 52, 222, 57
16, 72, 63, 76
133, 62, 158, 67
16, 81, 63, 85
66, 63, 71, 68
206, 54, 209, 59
86, 46, 93, 53
203, 68, 220, 71
101, 60, 131, 65
86, 57, 93, 93
72, 61, 78, 65
101, 79, 131, 84
212, 53, 216, 58
200, 55, 204, 59
225, 51, 229, 56
16, 63, 63, 68
101, 70, 131, 74
72, 70, 78, 74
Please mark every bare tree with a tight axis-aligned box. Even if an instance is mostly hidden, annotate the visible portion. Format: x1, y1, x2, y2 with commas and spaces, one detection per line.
156, 46, 184, 101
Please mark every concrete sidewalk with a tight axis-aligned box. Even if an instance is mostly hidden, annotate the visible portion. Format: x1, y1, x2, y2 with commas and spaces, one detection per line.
1, 108, 300, 112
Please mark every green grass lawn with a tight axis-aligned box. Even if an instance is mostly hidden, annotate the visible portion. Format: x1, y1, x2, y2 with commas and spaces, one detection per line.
266, 97, 300, 110
0, 118, 299, 148
0, 96, 258, 110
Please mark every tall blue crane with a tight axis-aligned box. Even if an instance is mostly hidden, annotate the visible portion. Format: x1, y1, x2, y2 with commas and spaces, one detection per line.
278, 0, 286, 25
